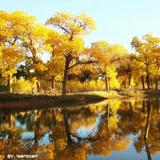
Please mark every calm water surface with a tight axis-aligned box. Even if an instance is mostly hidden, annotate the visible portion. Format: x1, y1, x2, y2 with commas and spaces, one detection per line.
0, 98, 160, 160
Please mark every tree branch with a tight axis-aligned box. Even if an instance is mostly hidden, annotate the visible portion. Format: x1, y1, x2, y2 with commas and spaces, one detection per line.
110, 57, 122, 64
69, 60, 97, 69
58, 24, 70, 34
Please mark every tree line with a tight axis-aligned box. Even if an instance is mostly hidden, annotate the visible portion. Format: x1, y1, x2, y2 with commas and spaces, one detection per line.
0, 10, 160, 95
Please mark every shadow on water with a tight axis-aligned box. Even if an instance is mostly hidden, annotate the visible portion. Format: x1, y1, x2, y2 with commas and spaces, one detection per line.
0, 97, 160, 160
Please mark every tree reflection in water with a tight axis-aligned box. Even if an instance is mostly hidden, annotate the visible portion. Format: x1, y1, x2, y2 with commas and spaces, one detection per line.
0, 98, 160, 160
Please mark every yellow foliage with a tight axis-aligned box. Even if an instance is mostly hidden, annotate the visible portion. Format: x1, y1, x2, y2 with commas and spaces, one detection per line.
0, 46, 24, 82
108, 100, 121, 113
67, 80, 105, 92
112, 139, 131, 151
108, 116, 118, 131
108, 67, 120, 88
46, 12, 95, 36
12, 77, 36, 94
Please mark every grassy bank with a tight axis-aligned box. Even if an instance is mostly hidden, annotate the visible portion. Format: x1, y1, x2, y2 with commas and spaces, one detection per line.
72, 90, 146, 99
117, 89, 160, 98
0, 89, 159, 110
0, 93, 106, 110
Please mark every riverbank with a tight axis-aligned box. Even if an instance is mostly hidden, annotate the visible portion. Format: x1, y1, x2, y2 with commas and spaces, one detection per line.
72, 90, 146, 99
116, 89, 160, 98
0, 89, 159, 110
0, 92, 106, 110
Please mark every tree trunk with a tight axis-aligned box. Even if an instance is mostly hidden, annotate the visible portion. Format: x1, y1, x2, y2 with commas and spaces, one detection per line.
144, 100, 152, 140
155, 78, 158, 90
51, 78, 55, 89
142, 100, 146, 113
8, 74, 12, 93
62, 57, 70, 96
141, 76, 145, 90
34, 118, 40, 148
144, 100, 152, 160
52, 109, 58, 160
146, 74, 150, 89
150, 78, 153, 88
105, 104, 109, 130
51, 77, 55, 94
8, 114, 12, 127
62, 109, 72, 145
144, 139, 152, 160
128, 75, 131, 87
36, 81, 40, 94
105, 73, 109, 92
129, 101, 133, 113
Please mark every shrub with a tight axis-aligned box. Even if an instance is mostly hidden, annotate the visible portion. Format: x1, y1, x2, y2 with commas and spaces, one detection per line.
67, 80, 105, 92
12, 77, 36, 94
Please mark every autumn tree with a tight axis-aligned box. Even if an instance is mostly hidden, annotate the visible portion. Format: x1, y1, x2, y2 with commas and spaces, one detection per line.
45, 58, 63, 93
0, 47, 24, 92
131, 34, 160, 89
0, 11, 28, 92
46, 12, 96, 96
90, 41, 128, 91
0, 11, 8, 46
20, 19, 49, 93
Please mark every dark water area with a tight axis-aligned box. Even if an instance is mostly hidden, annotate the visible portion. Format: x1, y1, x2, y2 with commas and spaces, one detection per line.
0, 98, 160, 160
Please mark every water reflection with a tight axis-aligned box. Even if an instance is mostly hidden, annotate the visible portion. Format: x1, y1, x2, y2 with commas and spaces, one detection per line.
0, 98, 160, 160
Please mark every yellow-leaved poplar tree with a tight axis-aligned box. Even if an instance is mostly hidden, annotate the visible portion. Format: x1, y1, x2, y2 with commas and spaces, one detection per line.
46, 12, 96, 95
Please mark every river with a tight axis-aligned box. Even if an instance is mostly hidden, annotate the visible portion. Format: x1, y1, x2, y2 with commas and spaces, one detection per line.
0, 97, 160, 160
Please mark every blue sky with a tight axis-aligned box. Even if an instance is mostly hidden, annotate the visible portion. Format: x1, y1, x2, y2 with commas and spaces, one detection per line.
1, 0, 160, 51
